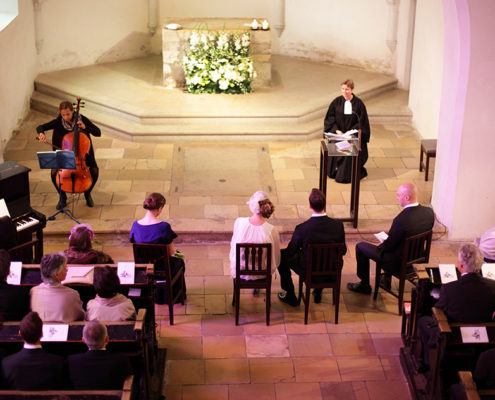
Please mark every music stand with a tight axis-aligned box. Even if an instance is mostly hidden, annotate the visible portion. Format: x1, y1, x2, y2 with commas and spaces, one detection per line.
37, 150, 80, 223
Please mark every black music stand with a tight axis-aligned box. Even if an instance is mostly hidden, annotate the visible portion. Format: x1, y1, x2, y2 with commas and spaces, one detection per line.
37, 150, 80, 223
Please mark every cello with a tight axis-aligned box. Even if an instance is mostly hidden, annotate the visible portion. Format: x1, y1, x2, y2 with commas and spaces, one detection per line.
57, 97, 93, 193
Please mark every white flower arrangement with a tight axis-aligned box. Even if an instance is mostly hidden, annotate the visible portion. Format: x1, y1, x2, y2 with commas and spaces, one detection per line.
182, 28, 255, 94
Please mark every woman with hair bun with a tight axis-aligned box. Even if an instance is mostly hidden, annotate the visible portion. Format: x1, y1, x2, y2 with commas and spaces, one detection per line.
130, 193, 177, 250
130, 193, 185, 304
229, 191, 280, 287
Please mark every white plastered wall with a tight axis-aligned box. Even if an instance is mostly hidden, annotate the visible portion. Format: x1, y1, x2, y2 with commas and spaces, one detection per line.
0, 0, 37, 162
408, 0, 444, 139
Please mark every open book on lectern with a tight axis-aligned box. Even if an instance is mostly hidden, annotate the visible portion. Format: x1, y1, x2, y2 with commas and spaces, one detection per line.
37, 150, 76, 170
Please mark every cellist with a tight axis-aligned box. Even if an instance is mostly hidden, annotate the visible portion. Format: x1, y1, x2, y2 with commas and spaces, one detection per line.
36, 100, 100, 209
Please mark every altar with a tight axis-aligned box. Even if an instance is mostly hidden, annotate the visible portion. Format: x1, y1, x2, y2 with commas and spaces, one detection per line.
162, 18, 272, 90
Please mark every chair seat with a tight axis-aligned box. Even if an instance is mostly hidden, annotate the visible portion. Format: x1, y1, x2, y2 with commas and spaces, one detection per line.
421, 139, 437, 155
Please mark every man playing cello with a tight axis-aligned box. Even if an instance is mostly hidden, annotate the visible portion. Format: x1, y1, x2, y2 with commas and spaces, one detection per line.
36, 100, 100, 209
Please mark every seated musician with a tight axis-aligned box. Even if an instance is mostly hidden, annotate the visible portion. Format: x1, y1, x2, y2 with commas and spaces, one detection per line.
64, 223, 113, 264
0, 249, 29, 321
68, 321, 132, 390
418, 244, 495, 367
86, 266, 136, 321
30, 252, 85, 322
1, 312, 65, 390
36, 100, 101, 210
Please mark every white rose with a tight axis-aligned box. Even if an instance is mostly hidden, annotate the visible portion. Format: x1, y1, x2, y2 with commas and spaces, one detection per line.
219, 79, 229, 90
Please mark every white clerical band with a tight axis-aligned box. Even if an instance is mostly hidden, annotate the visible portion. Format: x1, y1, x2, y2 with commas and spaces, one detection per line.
344, 100, 352, 115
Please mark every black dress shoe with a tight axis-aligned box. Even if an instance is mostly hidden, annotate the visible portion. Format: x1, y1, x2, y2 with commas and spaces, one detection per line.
85, 193, 94, 207
347, 282, 372, 295
313, 290, 322, 304
278, 292, 298, 307
380, 274, 392, 290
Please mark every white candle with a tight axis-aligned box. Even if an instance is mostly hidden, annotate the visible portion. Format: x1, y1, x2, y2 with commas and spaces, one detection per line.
251, 19, 259, 30
262, 20, 269, 30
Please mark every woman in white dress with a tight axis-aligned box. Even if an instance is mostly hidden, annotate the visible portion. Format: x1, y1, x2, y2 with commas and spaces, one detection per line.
229, 191, 280, 286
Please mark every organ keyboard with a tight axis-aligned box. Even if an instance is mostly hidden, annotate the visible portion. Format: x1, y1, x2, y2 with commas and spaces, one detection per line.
0, 161, 46, 262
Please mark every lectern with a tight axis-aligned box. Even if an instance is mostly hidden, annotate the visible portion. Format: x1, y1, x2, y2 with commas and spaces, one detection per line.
319, 132, 362, 228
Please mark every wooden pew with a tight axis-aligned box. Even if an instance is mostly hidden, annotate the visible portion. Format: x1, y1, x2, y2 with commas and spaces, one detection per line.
458, 371, 495, 400
0, 310, 149, 399
0, 375, 134, 400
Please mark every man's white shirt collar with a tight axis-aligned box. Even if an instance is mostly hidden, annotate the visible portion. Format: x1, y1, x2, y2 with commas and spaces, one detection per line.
312, 212, 326, 217
24, 343, 42, 349
404, 202, 419, 209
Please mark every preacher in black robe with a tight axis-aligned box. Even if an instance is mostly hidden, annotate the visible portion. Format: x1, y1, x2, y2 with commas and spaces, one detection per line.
323, 85, 371, 183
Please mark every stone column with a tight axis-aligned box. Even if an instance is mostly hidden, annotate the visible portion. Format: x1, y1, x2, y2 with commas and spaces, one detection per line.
432, 0, 495, 239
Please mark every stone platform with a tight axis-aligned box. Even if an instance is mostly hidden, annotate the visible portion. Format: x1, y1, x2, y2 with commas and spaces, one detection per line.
30, 55, 404, 141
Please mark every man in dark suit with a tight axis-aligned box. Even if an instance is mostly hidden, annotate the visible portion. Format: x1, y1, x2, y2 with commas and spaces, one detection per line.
68, 321, 132, 390
1, 311, 65, 390
0, 249, 30, 321
348, 182, 435, 294
419, 244, 495, 367
277, 188, 346, 306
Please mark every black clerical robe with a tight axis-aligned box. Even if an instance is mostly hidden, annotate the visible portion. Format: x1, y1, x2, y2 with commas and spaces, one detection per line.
323, 95, 370, 183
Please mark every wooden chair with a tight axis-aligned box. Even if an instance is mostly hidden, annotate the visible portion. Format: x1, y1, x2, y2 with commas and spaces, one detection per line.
419, 139, 437, 181
297, 243, 346, 324
373, 230, 432, 315
8, 239, 41, 263
232, 243, 272, 326
132, 243, 185, 325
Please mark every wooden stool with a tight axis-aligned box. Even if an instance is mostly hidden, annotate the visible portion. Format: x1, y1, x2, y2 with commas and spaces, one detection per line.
419, 139, 437, 181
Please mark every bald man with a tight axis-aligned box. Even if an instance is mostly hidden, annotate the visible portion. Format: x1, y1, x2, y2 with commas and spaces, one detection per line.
348, 183, 435, 294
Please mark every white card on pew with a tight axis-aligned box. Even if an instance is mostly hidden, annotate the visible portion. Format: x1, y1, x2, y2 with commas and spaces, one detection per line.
439, 264, 457, 283
41, 324, 69, 342
128, 288, 141, 297
460, 326, 489, 343
118, 262, 135, 284
7, 262, 22, 285
482, 263, 495, 280
62, 266, 94, 284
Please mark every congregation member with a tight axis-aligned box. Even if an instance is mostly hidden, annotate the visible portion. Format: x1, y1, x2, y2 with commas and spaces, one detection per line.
474, 225, 495, 263
348, 182, 435, 295
324, 79, 371, 183
36, 100, 101, 209
68, 320, 132, 390
30, 252, 85, 322
86, 266, 136, 321
130, 192, 186, 303
229, 191, 280, 293
0, 249, 29, 321
277, 188, 346, 306
419, 244, 495, 367
64, 223, 114, 264
1, 312, 65, 390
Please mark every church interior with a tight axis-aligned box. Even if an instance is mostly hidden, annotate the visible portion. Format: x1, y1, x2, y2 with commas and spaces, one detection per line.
0, 0, 495, 399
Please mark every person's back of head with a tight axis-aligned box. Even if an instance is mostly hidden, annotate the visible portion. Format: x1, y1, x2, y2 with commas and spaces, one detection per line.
459, 243, 484, 273
309, 188, 326, 213
94, 266, 120, 298
68, 224, 94, 251
40, 252, 67, 283
20, 312, 43, 345
83, 321, 108, 350
0, 249, 11, 282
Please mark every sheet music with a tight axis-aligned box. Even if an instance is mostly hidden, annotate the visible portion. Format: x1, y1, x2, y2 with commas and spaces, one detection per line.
0, 198, 10, 217
460, 326, 489, 343
41, 324, 69, 342
7, 262, 22, 285
482, 263, 495, 280
118, 262, 135, 284
324, 129, 358, 141
374, 231, 388, 243
439, 264, 458, 284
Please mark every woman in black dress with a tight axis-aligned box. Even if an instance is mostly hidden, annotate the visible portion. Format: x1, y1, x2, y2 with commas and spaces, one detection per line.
36, 100, 100, 209
324, 79, 370, 183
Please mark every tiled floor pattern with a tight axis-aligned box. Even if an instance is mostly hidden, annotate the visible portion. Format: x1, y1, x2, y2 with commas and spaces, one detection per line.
65, 239, 459, 400
5, 110, 435, 238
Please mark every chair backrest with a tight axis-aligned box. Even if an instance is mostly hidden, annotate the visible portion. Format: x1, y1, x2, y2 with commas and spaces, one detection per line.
305, 243, 346, 284
8, 239, 40, 264
235, 243, 272, 280
403, 230, 433, 267
133, 243, 168, 264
